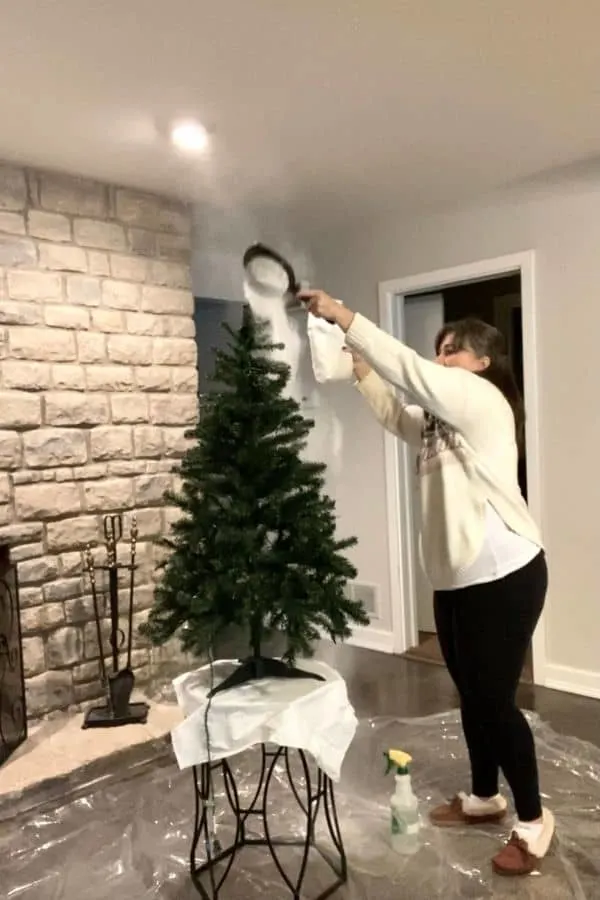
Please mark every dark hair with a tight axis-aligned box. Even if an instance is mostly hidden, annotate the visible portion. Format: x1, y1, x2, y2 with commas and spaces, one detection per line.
435, 317, 525, 454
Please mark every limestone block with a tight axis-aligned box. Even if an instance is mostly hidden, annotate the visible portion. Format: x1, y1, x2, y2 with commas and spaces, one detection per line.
39, 172, 108, 217
141, 285, 193, 316
107, 334, 152, 365
90, 308, 124, 333
14, 481, 81, 520
46, 515, 99, 551
24, 428, 87, 467
44, 577, 84, 603
71, 659, 100, 683
82, 476, 135, 512
46, 626, 84, 668
44, 304, 90, 330
171, 367, 198, 393
156, 231, 190, 261
110, 393, 149, 424
0, 473, 9, 503
69, 463, 107, 481
8, 269, 62, 300
163, 426, 191, 457
67, 274, 102, 306
51, 363, 86, 391
0, 211, 26, 234
83, 617, 112, 659
125, 311, 165, 336
0, 301, 44, 326
102, 279, 140, 311
109, 254, 148, 282
10, 542, 45, 562
64, 596, 96, 626
87, 250, 110, 276
135, 365, 171, 391
152, 337, 196, 366
2, 361, 51, 390
0, 234, 36, 267
39, 243, 88, 273
149, 393, 197, 425
28, 210, 71, 242
17, 555, 60, 585
115, 189, 190, 235
20, 602, 65, 635
0, 164, 27, 210
17, 585, 44, 608
134, 507, 163, 539
0, 430, 21, 468
135, 473, 172, 505
108, 460, 145, 477
74, 218, 126, 252
22, 636, 45, 677
0, 391, 41, 428
26, 670, 74, 716
9, 326, 76, 362
77, 331, 106, 363
85, 364, 134, 391
127, 227, 156, 257
133, 425, 164, 458
148, 260, 191, 290
44, 391, 109, 426
59, 550, 85, 578
167, 315, 195, 338
89, 425, 133, 461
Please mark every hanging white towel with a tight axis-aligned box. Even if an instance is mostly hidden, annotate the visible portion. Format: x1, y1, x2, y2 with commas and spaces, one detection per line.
307, 310, 353, 383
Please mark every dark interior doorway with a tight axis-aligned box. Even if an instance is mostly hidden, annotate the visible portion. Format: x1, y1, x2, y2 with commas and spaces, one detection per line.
443, 273, 527, 501
401, 273, 533, 683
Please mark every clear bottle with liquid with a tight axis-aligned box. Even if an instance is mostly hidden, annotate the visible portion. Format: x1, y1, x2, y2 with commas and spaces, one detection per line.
385, 749, 420, 855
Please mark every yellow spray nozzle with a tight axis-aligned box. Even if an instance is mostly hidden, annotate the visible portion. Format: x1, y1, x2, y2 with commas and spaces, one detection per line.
384, 748, 412, 775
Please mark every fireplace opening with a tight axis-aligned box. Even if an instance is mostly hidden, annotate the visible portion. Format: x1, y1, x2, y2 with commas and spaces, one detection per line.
0, 545, 27, 767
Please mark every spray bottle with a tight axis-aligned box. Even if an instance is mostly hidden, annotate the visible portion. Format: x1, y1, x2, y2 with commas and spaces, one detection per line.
384, 749, 420, 855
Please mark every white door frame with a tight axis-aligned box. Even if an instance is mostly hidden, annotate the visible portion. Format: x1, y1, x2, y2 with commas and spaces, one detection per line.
379, 250, 548, 687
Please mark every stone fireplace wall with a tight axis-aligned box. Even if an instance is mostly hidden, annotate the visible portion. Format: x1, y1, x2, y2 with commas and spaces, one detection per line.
0, 163, 197, 717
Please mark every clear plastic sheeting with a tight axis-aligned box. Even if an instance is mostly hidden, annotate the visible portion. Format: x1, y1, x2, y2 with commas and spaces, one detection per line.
1, 711, 599, 899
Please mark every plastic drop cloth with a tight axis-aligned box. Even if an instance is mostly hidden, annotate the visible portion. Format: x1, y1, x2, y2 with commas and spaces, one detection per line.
2, 710, 599, 900
171, 659, 357, 781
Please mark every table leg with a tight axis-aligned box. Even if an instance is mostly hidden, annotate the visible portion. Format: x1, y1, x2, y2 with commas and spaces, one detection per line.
190, 745, 347, 899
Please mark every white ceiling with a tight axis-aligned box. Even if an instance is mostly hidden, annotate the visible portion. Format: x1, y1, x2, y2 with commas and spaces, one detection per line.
2, 1, 600, 228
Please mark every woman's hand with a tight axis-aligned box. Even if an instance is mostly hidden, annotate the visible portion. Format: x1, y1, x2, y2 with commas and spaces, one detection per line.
344, 346, 371, 382
297, 289, 355, 332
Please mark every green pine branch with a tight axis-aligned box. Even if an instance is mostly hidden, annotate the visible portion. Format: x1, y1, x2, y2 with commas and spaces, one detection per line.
141, 306, 369, 662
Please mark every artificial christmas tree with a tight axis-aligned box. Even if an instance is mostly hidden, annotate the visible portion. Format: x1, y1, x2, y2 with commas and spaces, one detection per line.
141, 306, 368, 694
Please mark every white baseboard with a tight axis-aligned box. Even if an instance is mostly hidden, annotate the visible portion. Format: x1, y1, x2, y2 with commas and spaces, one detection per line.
345, 625, 395, 654
544, 663, 600, 700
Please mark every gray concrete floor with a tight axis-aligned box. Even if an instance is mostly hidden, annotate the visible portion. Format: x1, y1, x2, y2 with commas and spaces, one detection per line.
1, 645, 599, 899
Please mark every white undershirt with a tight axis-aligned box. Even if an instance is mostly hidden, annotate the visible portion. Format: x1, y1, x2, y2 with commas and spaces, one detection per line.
445, 502, 540, 590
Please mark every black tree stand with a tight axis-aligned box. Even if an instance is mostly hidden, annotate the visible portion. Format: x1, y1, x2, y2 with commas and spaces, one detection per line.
82, 513, 149, 729
190, 744, 347, 899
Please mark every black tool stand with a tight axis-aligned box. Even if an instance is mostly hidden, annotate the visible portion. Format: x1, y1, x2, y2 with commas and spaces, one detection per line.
82, 698, 149, 728
190, 744, 347, 899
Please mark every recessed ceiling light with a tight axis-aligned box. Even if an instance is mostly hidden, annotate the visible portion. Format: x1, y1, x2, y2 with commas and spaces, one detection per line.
170, 120, 210, 154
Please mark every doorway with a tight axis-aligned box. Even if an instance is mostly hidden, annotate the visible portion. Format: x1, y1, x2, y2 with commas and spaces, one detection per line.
400, 274, 532, 681
378, 252, 546, 687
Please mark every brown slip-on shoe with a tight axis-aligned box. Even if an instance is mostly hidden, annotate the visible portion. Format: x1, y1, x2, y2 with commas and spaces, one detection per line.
430, 794, 507, 828
492, 833, 537, 876
492, 809, 555, 877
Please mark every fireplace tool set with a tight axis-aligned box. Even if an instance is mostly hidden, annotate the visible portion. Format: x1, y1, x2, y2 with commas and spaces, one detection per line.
82, 513, 149, 729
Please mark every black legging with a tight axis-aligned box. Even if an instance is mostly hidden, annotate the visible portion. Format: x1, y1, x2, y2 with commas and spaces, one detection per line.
434, 551, 547, 822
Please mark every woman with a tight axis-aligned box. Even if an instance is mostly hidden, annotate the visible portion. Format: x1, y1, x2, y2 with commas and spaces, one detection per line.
299, 289, 553, 877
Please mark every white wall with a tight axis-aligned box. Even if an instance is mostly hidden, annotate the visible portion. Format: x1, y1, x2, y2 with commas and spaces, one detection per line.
308, 178, 600, 698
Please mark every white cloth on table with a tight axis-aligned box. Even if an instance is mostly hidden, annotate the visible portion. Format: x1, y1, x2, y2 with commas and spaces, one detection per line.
171, 658, 357, 782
